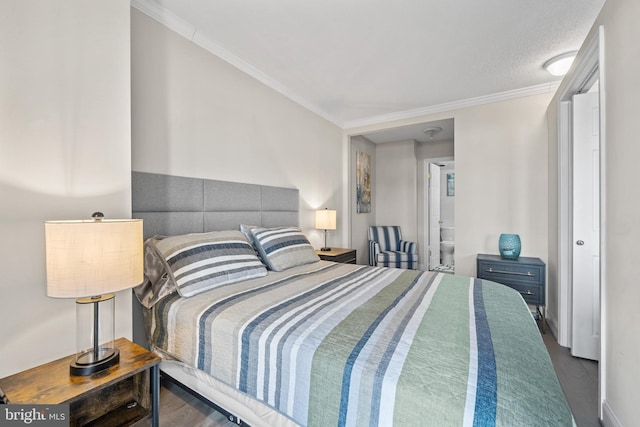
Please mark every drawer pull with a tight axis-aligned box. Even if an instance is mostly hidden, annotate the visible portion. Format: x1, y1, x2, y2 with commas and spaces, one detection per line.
520, 290, 535, 296
485, 268, 534, 277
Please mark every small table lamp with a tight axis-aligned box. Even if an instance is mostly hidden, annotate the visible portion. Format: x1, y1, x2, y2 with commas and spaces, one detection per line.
315, 208, 337, 252
45, 212, 143, 376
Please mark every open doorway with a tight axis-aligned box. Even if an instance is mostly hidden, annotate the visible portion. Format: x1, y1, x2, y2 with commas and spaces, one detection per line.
348, 118, 454, 269
425, 158, 455, 272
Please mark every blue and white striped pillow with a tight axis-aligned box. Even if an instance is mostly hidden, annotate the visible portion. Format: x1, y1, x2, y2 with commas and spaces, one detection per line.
152, 230, 267, 297
251, 227, 319, 271
239, 224, 263, 261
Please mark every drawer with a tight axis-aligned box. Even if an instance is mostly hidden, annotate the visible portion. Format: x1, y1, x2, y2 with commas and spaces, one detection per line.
331, 252, 356, 264
317, 249, 357, 264
500, 282, 545, 306
477, 254, 546, 308
477, 262, 544, 286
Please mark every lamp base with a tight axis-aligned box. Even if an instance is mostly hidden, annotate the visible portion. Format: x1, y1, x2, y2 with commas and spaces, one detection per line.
70, 348, 119, 376
320, 247, 331, 252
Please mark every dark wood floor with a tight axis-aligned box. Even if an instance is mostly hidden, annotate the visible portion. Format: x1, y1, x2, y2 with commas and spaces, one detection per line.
137, 333, 600, 427
132, 379, 234, 427
542, 332, 600, 427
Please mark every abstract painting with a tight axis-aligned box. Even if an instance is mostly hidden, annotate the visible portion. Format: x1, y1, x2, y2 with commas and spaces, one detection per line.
356, 151, 371, 213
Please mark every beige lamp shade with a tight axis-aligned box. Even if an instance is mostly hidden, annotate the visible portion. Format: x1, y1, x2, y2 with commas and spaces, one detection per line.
45, 218, 143, 298
315, 209, 337, 230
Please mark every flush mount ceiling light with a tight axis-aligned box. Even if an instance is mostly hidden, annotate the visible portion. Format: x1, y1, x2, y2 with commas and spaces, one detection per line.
543, 51, 578, 77
423, 126, 443, 139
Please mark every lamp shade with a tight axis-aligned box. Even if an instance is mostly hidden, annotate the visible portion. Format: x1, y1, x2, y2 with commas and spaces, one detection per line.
315, 209, 336, 230
45, 218, 143, 298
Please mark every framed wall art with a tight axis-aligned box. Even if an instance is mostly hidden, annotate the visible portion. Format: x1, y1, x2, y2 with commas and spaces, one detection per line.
356, 151, 371, 213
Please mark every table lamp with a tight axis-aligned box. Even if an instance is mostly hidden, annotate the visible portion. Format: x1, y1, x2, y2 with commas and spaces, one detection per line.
315, 208, 336, 252
45, 212, 143, 376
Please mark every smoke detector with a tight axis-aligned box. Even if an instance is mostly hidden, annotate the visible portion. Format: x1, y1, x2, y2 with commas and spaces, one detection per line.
423, 127, 443, 139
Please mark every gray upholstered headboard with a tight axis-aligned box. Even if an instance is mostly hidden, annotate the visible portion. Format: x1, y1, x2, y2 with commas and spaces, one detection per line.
131, 171, 299, 346
132, 171, 299, 239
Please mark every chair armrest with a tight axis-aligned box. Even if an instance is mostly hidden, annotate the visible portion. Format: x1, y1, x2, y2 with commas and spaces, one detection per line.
400, 240, 417, 254
368, 240, 381, 266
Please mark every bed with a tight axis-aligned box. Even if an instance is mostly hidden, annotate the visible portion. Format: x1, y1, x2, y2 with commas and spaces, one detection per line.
131, 172, 574, 427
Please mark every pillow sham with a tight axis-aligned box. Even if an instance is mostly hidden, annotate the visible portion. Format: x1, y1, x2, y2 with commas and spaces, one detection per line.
240, 223, 266, 263
148, 230, 267, 298
251, 227, 319, 271
240, 223, 258, 244
134, 236, 178, 309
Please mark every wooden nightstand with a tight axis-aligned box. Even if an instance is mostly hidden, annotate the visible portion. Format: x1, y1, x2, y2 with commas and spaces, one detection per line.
0, 337, 160, 427
316, 248, 357, 264
476, 254, 546, 332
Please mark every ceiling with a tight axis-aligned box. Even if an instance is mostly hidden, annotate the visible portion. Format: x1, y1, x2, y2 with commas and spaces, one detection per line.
363, 118, 454, 144
132, 0, 605, 142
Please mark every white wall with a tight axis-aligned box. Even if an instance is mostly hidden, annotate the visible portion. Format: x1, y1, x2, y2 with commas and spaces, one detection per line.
375, 140, 419, 245
130, 9, 344, 249
350, 136, 377, 264
348, 92, 552, 277
600, 2, 640, 422
0, 0, 132, 378
455, 95, 550, 275
548, 0, 640, 423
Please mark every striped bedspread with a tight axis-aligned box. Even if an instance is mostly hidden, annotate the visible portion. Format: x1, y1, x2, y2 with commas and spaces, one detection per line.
151, 261, 573, 427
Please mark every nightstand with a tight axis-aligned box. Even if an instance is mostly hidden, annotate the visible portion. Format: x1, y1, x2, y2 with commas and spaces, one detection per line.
0, 337, 160, 427
476, 254, 546, 332
316, 248, 357, 264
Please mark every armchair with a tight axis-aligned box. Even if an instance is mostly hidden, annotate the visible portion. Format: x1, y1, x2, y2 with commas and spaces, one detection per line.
368, 226, 418, 269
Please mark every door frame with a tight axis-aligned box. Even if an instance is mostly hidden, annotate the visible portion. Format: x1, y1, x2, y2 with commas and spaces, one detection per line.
428, 162, 442, 270
556, 25, 605, 415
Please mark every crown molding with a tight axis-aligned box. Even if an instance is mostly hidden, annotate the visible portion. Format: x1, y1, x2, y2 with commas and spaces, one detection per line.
131, 0, 561, 132
343, 82, 561, 130
131, 0, 196, 40
130, 0, 342, 127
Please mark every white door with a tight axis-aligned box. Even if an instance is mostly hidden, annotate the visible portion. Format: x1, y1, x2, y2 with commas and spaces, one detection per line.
428, 163, 442, 270
571, 91, 600, 361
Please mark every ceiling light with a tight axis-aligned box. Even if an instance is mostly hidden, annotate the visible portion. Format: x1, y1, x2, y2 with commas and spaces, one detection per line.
543, 51, 578, 77
423, 127, 442, 139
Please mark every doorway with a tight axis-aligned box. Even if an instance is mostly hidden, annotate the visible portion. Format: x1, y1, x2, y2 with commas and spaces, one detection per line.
424, 157, 455, 272
348, 119, 454, 269
556, 25, 605, 416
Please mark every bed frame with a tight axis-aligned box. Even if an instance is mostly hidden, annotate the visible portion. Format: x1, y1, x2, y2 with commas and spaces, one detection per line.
130, 171, 300, 426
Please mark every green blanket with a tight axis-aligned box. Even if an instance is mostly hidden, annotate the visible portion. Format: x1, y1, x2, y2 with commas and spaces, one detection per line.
151, 261, 574, 426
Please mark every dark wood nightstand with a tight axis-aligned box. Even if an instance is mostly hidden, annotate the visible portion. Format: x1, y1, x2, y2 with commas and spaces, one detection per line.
0, 337, 160, 427
316, 248, 357, 264
476, 254, 546, 332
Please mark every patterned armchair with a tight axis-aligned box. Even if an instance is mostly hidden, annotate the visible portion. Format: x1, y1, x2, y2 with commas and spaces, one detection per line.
368, 226, 418, 269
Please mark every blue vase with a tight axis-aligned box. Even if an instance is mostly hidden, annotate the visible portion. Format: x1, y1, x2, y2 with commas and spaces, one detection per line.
499, 234, 521, 260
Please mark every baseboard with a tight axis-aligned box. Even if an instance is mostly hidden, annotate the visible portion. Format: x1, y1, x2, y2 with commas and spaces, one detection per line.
602, 400, 623, 427
545, 309, 560, 339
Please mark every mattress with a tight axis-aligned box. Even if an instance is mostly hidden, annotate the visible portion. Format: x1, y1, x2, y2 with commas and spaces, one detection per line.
147, 261, 574, 427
